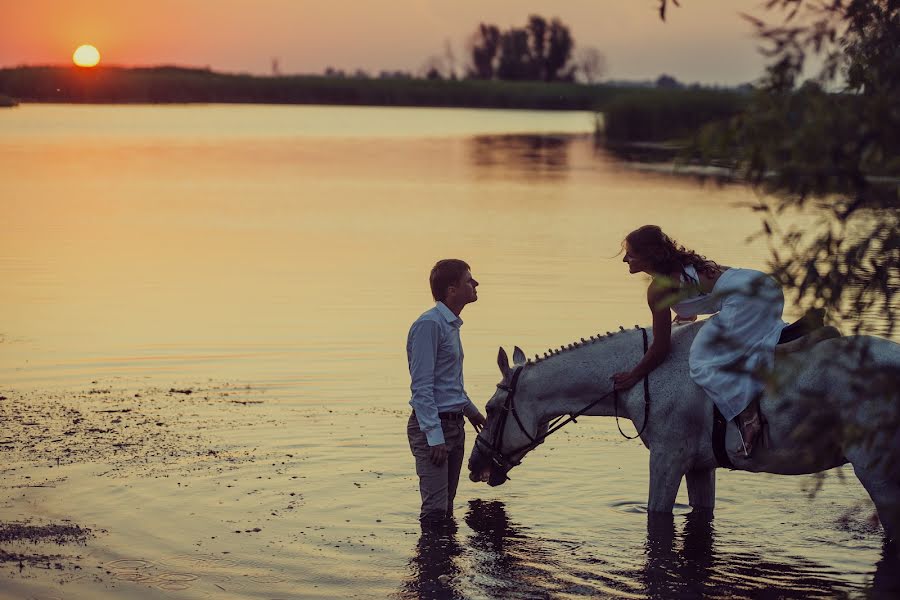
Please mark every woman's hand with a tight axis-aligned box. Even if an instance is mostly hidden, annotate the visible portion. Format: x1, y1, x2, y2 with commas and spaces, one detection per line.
612, 371, 641, 391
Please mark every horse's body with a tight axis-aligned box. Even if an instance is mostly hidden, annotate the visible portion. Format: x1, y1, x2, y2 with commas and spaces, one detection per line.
467, 321, 900, 541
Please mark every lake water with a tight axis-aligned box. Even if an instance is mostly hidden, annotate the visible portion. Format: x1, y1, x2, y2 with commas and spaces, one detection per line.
0, 104, 895, 599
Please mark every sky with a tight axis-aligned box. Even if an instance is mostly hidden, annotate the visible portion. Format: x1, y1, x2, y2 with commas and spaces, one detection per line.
1, 0, 776, 85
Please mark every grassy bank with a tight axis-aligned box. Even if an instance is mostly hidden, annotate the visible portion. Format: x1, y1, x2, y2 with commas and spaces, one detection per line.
601, 87, 747, 144
0, 65, 623, 110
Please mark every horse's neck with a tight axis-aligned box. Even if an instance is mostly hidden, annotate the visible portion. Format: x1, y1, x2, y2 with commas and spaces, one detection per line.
522, 328, 648, 418
523, 323, 701, 426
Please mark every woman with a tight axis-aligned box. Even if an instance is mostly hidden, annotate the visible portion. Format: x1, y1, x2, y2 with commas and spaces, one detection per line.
612, 225, 786, 456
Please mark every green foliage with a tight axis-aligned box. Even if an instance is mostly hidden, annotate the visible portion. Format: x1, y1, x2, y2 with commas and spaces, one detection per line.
602, 88, 747, 143
706, 0, 899, 337
661, 0, 899, 338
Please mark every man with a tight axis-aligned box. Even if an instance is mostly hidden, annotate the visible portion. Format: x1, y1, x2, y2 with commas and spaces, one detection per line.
407, 259, 487, 526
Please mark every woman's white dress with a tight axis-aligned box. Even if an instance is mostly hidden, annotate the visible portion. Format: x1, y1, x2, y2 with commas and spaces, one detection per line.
673, 265, 787, 422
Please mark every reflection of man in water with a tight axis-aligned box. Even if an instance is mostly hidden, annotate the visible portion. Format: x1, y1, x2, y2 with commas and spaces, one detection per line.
406, 259, 486, 526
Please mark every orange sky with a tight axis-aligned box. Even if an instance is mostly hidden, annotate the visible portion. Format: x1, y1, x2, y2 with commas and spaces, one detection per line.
2, 0, 772, 84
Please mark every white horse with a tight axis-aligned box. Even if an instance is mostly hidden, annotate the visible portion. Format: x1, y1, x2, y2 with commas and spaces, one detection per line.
467, 321, 900, 542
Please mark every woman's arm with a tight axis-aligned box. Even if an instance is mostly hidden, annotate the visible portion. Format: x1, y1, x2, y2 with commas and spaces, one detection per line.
612, 283, 672, 390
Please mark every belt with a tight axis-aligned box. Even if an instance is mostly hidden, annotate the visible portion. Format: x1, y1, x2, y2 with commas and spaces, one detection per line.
413, 410, 464, 421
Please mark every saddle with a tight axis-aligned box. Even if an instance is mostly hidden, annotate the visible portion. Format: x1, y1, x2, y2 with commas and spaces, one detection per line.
712, 308, 841, 468
775, 307, 841, 354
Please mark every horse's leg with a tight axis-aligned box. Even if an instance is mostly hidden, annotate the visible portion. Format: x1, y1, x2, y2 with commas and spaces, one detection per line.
846, 447, 900, 543
648, 450, 684, 513
685, 467, 716, 511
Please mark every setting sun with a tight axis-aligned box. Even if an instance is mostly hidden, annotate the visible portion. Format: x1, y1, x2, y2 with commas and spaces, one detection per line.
72, 44, 100, 67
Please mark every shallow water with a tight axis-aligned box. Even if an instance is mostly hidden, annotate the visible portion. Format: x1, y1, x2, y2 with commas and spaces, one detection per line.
0, 105, 895, 599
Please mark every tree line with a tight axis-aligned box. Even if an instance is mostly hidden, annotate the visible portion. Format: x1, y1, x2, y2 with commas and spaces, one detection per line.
419, 15, 606, 84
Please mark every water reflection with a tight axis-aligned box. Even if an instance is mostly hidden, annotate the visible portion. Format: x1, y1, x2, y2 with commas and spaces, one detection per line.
399, 502, 891, 599
468, 134, 572, 180
398, 499, 556, 600
463, 499, 556, 599
644, 511, 715, 599
399, 520, 464, 600
871, 545, 900, 599
643, 510, 876, 599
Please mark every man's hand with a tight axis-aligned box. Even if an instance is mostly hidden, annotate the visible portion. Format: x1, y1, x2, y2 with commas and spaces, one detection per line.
468, 412, 486, 433
429, 443, 449, 466
612, 371, 641, 391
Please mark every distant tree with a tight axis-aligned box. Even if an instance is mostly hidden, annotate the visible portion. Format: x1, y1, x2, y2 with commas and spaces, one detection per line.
655, 73, 682, 88
545, 18, 575, 81
496, 27, 533, 80
443, 40, 458, 80
378, 70, 412, 80
420, 55, 448, 80
468, 24, 501, 79
575, 46, 607, 83
466, 16, 577, 82
527, 15, 549, 79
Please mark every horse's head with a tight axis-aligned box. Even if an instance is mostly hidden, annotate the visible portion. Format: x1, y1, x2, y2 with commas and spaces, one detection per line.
468, 346, 548, 487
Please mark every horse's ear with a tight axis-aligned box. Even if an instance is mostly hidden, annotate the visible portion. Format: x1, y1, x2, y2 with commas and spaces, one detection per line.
497, 347, 511, 381
512, 346, 526, 366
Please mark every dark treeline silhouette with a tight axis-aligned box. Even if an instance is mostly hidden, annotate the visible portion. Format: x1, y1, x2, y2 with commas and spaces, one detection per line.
0, 65, 617, 110
468, 15, 575, 82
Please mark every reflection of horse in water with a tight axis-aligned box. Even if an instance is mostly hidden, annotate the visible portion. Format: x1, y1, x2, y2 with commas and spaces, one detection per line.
467, 322, 900, 541
399, 501, 899, 598
644, 512, 900, 599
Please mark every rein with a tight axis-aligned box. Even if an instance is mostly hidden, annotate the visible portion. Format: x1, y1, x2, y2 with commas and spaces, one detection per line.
615, 326, 651, 440
476, 328, 651, 472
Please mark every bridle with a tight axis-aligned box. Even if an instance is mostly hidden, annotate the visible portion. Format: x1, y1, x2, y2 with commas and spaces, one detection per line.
474, 328, 651, 477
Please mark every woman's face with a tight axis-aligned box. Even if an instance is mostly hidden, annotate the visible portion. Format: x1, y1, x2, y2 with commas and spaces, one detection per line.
622, 242, 653, 275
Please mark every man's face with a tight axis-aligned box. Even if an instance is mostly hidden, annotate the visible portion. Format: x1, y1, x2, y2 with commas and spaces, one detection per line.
449, 270, 479, 305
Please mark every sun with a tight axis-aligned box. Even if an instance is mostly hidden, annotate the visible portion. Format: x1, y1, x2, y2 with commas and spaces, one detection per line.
73, 44, 100, 68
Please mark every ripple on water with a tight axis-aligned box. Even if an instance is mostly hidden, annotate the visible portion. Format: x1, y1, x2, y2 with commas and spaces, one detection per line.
104, 558, 154, 570
608, 499, 693, 516
103, 557, 201, 592
161, 552, 241, 569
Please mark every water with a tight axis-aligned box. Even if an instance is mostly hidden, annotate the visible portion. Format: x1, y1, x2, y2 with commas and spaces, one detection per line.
0, 104, 894, 599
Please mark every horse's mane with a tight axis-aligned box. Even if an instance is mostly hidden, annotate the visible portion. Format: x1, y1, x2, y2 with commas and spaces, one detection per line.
527, 325, 643, 365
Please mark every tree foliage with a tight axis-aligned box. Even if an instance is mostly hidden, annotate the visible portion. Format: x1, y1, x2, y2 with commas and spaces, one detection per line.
663, 0, 899, 337
575, 47, 607, 84
468, 15, 576, 82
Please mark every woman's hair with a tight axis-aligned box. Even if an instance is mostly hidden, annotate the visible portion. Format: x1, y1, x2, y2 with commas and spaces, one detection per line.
624, 225, 719, 277
430, 259, 470, 302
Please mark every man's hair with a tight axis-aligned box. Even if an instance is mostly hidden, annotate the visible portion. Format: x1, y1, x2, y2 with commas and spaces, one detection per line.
429, 259, 470, 302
